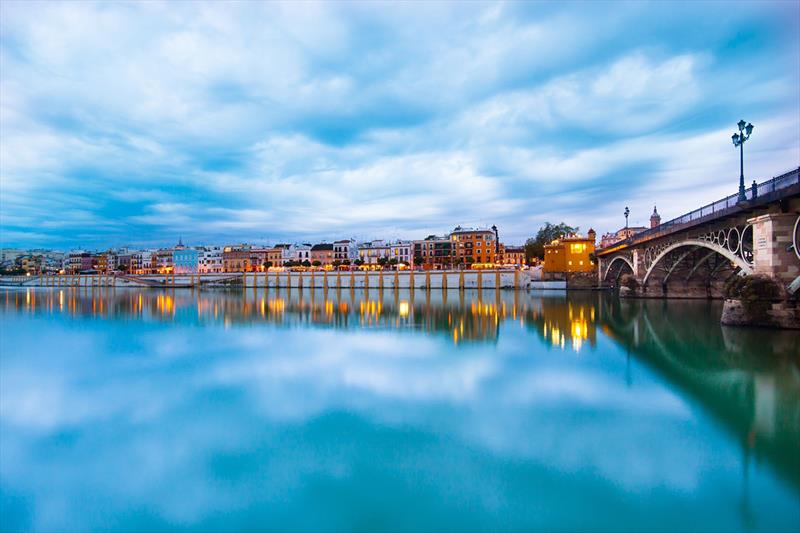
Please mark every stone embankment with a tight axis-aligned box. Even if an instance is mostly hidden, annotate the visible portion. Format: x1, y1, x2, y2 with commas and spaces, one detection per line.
0, 270, 569, 291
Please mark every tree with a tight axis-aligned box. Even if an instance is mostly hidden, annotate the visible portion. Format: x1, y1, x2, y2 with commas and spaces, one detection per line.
332, 260, 342, 268
524, 222, 578, 261
341, 259, 351, 266
302, 260, 311, 267
263, 261, 273, 270
354, 259, 364, 266
311, 260, 321, 267
377, 257, 388, 267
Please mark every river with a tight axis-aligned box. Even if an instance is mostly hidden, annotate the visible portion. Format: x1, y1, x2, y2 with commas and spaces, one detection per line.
1, 287, 798, 532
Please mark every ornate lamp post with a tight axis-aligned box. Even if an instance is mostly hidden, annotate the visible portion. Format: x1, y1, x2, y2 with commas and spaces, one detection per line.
624, 206, 630, 230
732, 119, 754, 203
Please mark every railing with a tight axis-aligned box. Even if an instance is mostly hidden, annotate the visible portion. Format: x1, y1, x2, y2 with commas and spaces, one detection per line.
599, 167, 800, 251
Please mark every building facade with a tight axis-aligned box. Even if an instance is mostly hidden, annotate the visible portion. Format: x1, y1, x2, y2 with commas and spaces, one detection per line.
198, 246, 223, 273
358, 240, 391, 266
449, 226, 499, 266
173, 248, 200, 274
413, 235, 456, 270
333, 239, 359, 263
543, 230, 597, 273
310, 244, 334, 266
500, 246, 526, 266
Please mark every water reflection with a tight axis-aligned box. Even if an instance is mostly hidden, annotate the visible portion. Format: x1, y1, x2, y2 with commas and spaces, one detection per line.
4, 287, 602, 351
2, 288, 799, 531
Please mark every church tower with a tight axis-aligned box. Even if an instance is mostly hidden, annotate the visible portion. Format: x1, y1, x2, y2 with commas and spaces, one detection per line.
650, 206, 661, 228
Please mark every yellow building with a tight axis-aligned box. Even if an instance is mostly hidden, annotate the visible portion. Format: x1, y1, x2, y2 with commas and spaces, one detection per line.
543, 229, 596, 273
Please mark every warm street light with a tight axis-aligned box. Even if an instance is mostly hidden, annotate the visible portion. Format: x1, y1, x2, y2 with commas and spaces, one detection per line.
732, 119, 754, 203
624, 206, 630, 229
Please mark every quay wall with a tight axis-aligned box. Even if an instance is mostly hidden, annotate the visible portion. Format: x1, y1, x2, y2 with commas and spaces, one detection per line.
0, 270, 567, 291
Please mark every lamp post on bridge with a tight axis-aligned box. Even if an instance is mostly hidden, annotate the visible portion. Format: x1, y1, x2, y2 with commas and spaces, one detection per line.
732, 119, 754, 203
624, 206, 630, 230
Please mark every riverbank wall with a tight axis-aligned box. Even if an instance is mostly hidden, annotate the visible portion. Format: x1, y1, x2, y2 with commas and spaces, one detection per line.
0, 270, 568, 291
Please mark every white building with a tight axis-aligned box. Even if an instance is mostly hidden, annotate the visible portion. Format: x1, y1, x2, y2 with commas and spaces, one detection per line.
333, 239, 359, 263
389, 240, 413, 265
358, 240, 390, 265
198, 246, 223, 273
288, 243, 312, 263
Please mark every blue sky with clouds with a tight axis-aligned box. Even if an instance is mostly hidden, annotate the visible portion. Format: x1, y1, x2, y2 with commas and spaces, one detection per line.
1, 1, 798, 249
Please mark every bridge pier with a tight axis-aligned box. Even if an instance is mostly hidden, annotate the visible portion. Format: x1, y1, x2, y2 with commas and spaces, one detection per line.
749, 213, 799, 290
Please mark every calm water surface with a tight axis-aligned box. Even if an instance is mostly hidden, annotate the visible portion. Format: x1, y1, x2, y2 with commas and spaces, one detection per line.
1, 287, 799, 532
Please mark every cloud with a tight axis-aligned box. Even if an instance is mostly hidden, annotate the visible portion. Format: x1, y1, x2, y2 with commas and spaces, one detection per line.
0, 1, 797, 248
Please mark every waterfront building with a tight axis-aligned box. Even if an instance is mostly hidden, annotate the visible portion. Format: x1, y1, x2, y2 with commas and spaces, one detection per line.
173, 248, 200, 274
543, 229, 597, 273
389, 240, 413, 266
67, 251, 94, 274
310, 243, 334, 266
333, 239, 359, 263
116, 253, 132, 272
358, 240, 391, 266
94, 251, 116, 273
0, 249, 25, 265
449, 226, 498, 266
274, 243, 312, 265
198, 246, 223, 273
599, 225, 648, 249
18, 254, 44, 274
130, 251, 155, 274
500, 246, 526, 266
223, 249, 251, 272
413, 235, 456, 270
154, 249, 174, 274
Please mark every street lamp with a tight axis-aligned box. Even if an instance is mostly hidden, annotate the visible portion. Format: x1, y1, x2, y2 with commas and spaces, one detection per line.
732, 119, 754, 203
624, 206, 630, 229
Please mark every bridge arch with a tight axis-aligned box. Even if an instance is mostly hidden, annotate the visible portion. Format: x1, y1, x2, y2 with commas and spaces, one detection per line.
602, 255, 635, 284
642, 239, 753, 289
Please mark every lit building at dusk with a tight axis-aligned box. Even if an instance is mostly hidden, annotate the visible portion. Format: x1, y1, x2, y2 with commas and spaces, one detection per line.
543, 229, 597, 273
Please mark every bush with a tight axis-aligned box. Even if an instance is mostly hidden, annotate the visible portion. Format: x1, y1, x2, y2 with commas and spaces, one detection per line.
724, 274, 781, 320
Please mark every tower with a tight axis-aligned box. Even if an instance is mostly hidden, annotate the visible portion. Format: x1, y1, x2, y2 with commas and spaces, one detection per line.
650, 206, 661, 228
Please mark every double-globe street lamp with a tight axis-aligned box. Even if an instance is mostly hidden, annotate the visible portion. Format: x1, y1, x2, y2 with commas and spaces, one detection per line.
732, 119, 754, 203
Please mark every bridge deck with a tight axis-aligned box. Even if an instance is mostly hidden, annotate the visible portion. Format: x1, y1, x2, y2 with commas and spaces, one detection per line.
597, 167, 800, 256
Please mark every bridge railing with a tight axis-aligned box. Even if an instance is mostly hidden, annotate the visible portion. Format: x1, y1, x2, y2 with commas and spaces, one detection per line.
599, 167, 800, 251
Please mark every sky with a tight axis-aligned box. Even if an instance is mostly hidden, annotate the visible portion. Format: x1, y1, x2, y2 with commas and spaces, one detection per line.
0, 1, 798, 250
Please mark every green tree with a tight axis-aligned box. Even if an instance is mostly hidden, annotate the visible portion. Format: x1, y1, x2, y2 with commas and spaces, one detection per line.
354, 259, 364, 266
302, 260, 311, 267
524, 222, 578, 261
263, 261, 273, 270
311, 260, 321, 267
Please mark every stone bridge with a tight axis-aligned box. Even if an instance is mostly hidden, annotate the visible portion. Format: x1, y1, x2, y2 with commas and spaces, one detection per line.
597, 167, 800, 298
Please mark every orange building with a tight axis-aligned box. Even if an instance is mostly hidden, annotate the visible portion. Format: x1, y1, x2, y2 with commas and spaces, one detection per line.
543, 229, 596, 273
449, 226, 499, 266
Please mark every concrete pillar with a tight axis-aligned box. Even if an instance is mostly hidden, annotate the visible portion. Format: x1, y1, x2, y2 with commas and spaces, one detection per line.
749, 213, 800, 288
514, 269, 519, 289
459, 270, 465, 290
425, 270, 431, 289
379, 270, 384, 290
477, 270, 483, 290
442, 271, 447, 290
495, 270, 500, 288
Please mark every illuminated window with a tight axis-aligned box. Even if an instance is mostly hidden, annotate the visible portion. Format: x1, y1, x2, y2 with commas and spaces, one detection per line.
568, 260, 572, 265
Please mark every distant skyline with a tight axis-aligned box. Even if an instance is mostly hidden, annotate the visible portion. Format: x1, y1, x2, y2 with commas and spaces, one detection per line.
1, 1, 798, 249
